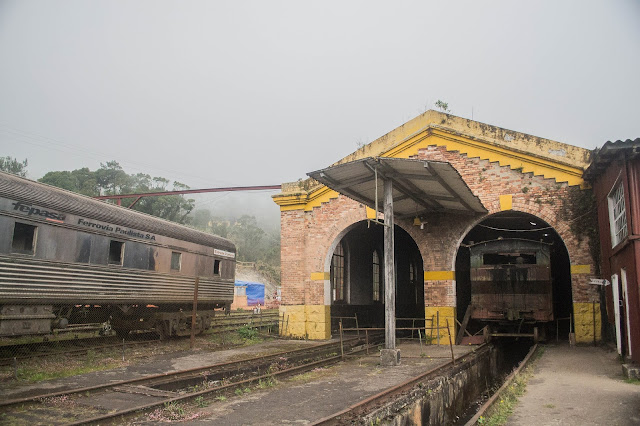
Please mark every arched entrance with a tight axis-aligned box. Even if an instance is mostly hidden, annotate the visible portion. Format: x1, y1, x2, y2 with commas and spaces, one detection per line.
455, 211, 573, 340
327, 220, 424, 333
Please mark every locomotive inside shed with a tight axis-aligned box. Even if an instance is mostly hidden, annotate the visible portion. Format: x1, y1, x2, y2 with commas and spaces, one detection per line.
455, 211, 573, 341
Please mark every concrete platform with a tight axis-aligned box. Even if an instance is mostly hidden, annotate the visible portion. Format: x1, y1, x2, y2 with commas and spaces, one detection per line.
189, 342, 476, 424
506, 343, 640, 426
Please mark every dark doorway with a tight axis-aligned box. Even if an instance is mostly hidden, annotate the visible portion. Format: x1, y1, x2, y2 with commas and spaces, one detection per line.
455, 212, 573, 340
330, 221, 424, 332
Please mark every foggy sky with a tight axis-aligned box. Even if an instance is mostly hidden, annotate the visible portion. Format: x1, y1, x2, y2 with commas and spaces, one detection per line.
1, 1, 639, 221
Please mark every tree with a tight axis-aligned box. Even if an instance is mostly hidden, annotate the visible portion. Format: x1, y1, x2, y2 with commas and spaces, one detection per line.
39, 168, 99, 196
95, 161, 132, 195
0, 156, 28, 177
229, 215, 266, 262
434, 100, 451, 113
39, 161, 193, 224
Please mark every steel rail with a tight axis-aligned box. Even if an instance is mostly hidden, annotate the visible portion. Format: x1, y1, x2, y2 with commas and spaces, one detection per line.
0, 335, 370, 409
70, 339, 383, 425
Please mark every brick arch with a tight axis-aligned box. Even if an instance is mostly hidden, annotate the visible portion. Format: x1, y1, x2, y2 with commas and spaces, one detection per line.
448, 203, 580, 272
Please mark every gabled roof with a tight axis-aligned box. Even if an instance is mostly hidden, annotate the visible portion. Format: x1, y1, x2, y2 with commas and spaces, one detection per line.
583, 138, 640, 181
274, 111, 592, 212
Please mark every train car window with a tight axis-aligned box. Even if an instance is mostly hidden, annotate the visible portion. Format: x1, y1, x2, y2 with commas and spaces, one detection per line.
12, 222, 37, 254
213, 259, 221, 275
171, 252, 182, 271
483, 252, 536, 265
108, 240, 124, 265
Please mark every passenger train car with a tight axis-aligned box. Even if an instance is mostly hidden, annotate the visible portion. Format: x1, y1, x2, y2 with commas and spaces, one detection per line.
469, 238, 553, 339
0, 171, 235, 338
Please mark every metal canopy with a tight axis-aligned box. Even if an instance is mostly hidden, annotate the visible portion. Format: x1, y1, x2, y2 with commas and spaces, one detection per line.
307, 157, 487, 217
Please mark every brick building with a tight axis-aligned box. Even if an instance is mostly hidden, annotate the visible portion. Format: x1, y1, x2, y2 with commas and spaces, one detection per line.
273, 111, 598, 344
584, 138, 640, 363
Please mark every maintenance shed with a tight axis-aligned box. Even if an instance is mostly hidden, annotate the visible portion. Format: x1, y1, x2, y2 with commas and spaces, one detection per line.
273, 110, 598, 344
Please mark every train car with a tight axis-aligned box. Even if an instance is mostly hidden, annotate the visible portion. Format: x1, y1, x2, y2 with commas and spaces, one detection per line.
469, 238, 553, 339
0, 171, 235, 338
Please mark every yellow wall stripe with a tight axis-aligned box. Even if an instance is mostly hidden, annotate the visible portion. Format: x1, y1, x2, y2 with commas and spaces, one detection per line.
311, 272, 330, 281
499, 194, 513, 211
424, 271, 455, 280
571, 265, 591, 274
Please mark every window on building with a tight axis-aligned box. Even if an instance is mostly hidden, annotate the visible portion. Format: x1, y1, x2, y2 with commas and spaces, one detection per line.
214, 259, 221, 275
12, 222, 37, 254
235, 286, 246, 296
608, 182, 628, 247
331, 242, 345, 301
108, 240, 124, 265
171, 252, 182, 271
373, 250, 381, 302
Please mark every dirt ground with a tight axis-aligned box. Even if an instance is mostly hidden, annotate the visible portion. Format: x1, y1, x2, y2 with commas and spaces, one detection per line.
506, 343, 640, 425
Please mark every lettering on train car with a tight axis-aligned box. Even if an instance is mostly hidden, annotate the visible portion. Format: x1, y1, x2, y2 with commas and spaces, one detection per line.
77, 218, 156, 241
214, 249, 236, 258
11, 201, 66, 223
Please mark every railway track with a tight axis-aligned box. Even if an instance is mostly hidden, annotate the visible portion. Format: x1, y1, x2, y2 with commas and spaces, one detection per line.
0, 313, 278, 366
0, 334, 384, 425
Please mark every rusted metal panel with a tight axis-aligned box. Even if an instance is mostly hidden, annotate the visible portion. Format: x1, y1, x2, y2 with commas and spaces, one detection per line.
469, 239, 553, 322
0, 256, 234, 305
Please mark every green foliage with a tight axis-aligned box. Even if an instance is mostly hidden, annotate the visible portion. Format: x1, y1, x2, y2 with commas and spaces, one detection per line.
237, 325, 259, 340
39, 168, 98, 196
0, 156, 28, 177
38, 161, 194, 224
434, 100, 450, 113
560, 186, 601, 274
195, 396, 208, 408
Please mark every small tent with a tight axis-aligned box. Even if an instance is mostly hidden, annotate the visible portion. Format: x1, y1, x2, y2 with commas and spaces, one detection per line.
234, 280, 265, 306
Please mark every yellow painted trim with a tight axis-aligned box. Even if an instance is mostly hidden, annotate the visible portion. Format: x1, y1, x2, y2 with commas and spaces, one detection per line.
274, 114, 588, 212
500, 194, 513, 211
573, 302, 601, 343
383, 127, 585, 186
570, 264, 591, 274
424, 271, 455, 280
279, 304, 331, 340
366, 206, 377, 219
311, 272, 330, 281
424, 306, 457, 345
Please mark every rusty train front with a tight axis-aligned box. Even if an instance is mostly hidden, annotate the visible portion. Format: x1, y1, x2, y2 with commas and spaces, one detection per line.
469, 238, 553, 340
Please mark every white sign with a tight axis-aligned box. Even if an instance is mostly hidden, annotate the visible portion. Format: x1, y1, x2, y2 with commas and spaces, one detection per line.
214, 249, 236, 259
589, 278, 609, 286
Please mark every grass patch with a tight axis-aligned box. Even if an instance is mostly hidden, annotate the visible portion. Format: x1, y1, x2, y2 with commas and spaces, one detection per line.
7, 350, 124, 383
477, 348, 543, 425
624, 378, 640, 385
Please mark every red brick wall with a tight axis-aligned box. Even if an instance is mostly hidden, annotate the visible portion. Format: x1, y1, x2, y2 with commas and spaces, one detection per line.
280, 146, 598, 309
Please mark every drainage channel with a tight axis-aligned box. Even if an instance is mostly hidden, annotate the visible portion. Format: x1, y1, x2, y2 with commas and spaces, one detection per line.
313, 340, 537, 425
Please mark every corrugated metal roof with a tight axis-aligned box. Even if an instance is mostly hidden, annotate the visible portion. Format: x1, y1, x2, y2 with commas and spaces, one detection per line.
583, 138, 640, 181
0, 171, 236, 251
307, 157, 486, 217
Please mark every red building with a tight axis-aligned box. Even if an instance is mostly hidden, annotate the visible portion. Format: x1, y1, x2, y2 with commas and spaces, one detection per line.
584, 138, 640, 364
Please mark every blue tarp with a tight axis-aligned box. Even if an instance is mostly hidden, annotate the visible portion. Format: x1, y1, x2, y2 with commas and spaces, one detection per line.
235, 280, 265, 306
